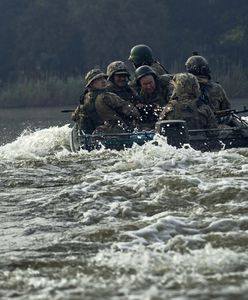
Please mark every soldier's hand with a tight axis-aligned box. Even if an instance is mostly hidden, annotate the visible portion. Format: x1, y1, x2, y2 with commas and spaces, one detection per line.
71, 113, 79, 122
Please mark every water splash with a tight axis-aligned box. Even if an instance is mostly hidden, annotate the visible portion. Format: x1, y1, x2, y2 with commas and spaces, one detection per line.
0, 125, 71, 161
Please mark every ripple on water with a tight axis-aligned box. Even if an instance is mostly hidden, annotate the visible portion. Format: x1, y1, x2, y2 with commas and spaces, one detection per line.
0, 126, 248, 299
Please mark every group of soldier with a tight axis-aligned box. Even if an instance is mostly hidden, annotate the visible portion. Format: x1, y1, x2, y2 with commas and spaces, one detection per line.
72, 44, 231, 134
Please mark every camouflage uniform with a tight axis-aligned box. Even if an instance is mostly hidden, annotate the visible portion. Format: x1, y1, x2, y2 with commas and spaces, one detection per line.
106, 81, 141, 105
81, 90, 140, 134
134, 66, 171, 130
73, 69, 140, 134
150, 61, 168, 76
185, 55, 231, 112
106, 61, 140, 103
71, 69, 108, 122
197, 75, 230, 111
159, 73, 217, 130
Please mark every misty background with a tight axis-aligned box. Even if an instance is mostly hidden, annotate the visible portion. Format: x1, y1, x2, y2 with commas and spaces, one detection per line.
0, 0, 248, 107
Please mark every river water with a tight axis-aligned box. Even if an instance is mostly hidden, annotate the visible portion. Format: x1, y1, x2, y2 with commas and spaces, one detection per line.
0, 104, 248, 300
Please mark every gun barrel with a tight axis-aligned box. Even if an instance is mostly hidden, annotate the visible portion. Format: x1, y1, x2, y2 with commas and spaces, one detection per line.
215, 109, 233, 116
215, 108, 248, 116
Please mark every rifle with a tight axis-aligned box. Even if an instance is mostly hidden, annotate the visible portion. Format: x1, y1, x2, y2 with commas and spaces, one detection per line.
215, 106, 248, 117
215, 106, 248, 127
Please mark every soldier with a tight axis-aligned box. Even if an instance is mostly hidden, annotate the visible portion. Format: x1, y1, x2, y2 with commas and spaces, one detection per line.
72, 68, 140, 134
159, 72, 217, 130
128, 44, 169, 76
134, 65, 171, 130
106, 61, 139, 103
185, 54, 231, 112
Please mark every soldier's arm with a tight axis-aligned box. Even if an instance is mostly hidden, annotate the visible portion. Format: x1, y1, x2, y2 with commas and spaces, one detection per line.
71, 104, 83, 121
103, 93, 140, 119
159, 103, 174, 120
219, 85, 231, 110
95, 94, 121, 122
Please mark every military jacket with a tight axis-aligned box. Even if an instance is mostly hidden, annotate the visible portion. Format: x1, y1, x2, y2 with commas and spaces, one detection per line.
160, 97, 217, 130
197, 76, 231, 111
150, 61, 168, 76
106, 82, 140, 103
78, 88, 140, 134
135, 75, 171, 128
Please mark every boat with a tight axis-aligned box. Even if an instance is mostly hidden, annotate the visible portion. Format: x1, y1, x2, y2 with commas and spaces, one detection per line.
69, 112, 248, 152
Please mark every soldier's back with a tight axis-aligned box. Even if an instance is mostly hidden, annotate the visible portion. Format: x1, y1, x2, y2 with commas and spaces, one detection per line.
160, 98, 217, 130
150, 61, 168, 76
205, 80, 230, 111
197, 76, 230, 111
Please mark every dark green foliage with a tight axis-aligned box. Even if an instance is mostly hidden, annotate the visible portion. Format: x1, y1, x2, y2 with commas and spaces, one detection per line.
0, 0, 248, 106
0, 76, 82, 108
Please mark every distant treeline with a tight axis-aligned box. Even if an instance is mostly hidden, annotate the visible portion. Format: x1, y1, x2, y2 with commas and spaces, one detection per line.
0, 0, 248, 107
0, 75, 82, 108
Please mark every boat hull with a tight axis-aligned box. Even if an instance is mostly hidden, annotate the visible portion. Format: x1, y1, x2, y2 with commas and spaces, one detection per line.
70, 119, 248, 152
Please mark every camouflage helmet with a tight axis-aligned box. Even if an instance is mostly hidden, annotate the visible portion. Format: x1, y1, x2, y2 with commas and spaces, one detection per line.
185, 55, 210, 76
107, 61, 130, 80
84, 68, 107, 87
135, 65, 157, 83
172, 72, 200, 98
129, 44, 153, 67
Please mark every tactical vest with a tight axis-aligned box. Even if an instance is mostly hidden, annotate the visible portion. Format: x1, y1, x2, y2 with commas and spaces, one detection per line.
139, 77, 169, 123
106, 83, 138, 103
198, 76, 230, 111
80, 90, 103, 133
168, 99, 202, 130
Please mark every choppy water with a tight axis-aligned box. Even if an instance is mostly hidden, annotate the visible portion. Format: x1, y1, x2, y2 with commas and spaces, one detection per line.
0, 107, 248, 300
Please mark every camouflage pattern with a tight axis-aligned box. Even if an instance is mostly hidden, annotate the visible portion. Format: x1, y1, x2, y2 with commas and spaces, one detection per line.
159, 73, 217, 130
185, 55, 231, 111
139, 74, 171, 105
71, 104, 83, 122
107, 61, 130, 80
171, 72, 201, 100
105, 61, 139, 103
196, 75, 231, 111
84, 68, 107, 87
106, 81, 140, 103
160, 98, 217, 129
133, 74, 171, 130
150, 61, 168, 76
77, 88, 140, 134
185, 55, 210, 77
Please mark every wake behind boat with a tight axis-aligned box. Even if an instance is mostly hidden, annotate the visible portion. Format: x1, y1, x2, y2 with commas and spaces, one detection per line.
70, 110, 248, 152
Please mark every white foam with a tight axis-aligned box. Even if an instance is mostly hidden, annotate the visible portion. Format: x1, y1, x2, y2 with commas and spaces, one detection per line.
0, 125, 71, 161
93, 242, 248, 286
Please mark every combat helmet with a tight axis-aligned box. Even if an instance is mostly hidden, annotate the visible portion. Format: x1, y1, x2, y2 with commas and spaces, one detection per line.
84, 69, 107, 87
135, 65, 157, 82
129, 44, 153, 67
172, 72, 200, 98
185, 54, 210, 77
107, 61, 130, 80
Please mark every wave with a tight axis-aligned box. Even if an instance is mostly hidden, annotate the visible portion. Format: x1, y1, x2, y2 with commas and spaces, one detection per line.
0, 124, 72, 161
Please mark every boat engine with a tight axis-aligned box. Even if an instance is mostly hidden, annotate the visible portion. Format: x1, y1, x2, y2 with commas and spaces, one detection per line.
155, 120, 189, 147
